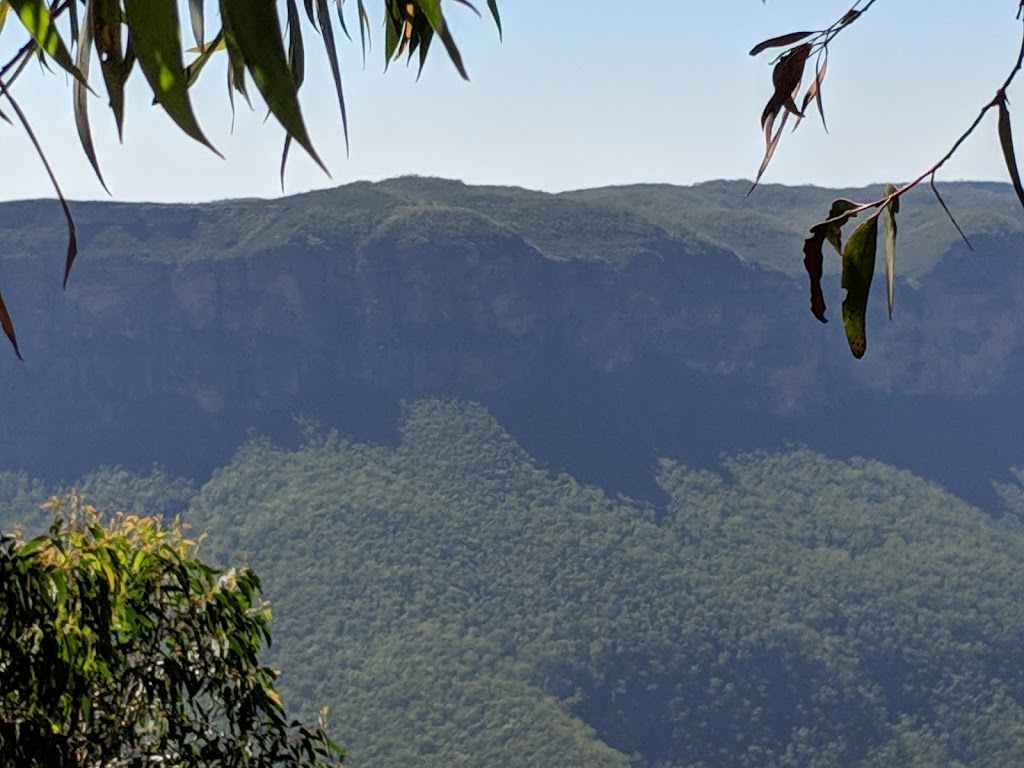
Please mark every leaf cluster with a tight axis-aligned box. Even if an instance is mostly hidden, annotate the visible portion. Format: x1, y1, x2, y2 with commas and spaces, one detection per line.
750, 1, 1024, 358
0, 0, 501, 359
0, 495, 342, 767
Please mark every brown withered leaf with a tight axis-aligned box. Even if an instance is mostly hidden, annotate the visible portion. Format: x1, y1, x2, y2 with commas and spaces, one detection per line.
771, 43, 811, 118
794, 54, 828, 132
749, 30, 814, 58
802, 198, 859, 322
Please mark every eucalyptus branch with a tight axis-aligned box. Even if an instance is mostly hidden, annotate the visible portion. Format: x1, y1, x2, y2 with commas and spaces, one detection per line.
749, 0, 883, 191
798, 2, 1024, 359
827, 10, 1024, 227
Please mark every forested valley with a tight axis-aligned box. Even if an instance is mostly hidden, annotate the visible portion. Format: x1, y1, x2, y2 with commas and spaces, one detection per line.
4, 178, 1024, 765
4, 399, 1024, 766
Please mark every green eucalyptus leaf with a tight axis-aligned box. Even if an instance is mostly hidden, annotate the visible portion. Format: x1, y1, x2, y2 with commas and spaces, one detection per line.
221, 0, 325, 171
93, 0, 127, 141
123, 0, 217, 152
74, 1, 108, 193
314, 0, 349, 150
841, 215, 879, 359
188, 0, 203, 47
882, 183, 899, 320
998, 94, 1024, 212
486, 0, 501, 38
801, 198, 858, 323
9, 0, 87, 86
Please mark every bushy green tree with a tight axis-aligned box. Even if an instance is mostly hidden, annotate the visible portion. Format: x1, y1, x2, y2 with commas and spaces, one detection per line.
0, 495, 342, 767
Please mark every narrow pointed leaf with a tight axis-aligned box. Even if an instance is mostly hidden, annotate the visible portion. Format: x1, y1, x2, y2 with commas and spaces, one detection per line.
882, 183, 899, 319
314, 0, 349, 150
749, 30, 814, 57
188, 0, 203, 47
930, 175, 972, 250
336, 0, 352, 41
0, 82, 79, 290
486, 0, 501, 38
998, 95, 1024, 211
434, 14, 468, 79
0, 2, 12, 39
74, 2, 108, 193
0, 286, 22, 360
287, 0, 305, 89
221, 0, 326, 171
794, 54, 827, 132
94, 0, 128, 140
356, 0, 370, 62
384, 1, 402, 67
67, 0, 78, 50
123, 0, 218, 153
841, 215, 879, 359
9, 0, 87, 85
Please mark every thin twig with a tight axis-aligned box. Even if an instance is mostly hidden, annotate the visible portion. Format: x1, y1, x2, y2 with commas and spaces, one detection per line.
826, 9, 1024, 224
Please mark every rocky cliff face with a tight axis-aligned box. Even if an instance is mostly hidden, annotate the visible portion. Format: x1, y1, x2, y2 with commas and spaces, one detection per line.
1, 178, 1022, 507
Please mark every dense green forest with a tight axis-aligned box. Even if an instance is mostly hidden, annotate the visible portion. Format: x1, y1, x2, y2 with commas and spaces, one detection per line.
5, 399, 1024, 767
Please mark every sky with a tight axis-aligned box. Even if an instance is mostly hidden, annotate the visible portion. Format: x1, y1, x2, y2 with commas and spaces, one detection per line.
0, 0, 1020, 203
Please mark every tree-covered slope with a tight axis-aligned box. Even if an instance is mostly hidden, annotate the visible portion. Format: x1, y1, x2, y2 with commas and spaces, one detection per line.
179, 400, 1024, 768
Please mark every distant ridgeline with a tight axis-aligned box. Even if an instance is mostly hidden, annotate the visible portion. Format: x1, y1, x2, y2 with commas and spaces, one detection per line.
4, 400, 1024, 767
1, 177, 1024, 504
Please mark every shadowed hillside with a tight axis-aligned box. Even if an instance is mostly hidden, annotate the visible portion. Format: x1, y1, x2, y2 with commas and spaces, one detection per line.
1, 177, 1023, 508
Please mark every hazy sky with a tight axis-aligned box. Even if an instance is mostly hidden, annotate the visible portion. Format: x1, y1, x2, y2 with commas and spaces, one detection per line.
1, 1, 1020, 202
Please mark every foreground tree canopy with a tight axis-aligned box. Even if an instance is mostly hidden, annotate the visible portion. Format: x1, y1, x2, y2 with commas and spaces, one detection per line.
0, 0, 1021, 359
0, 496, 343, 766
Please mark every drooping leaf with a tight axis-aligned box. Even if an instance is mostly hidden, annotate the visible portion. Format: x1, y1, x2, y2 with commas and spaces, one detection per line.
74, 1, 108, 193
431, 12, 468, 79
794, 52, 827, 133
802, 198, 858, 322
749, 30, 814, 57
384, 0, 402, 66
221, 0, 326, 171
286, 0, 305, 89
188, 0, 203, 48
314, 0, 349, 150
67, 0, 78, 50
486, 0, 501, 39
998, 93, 1024, 211
0, 83, 78, 290
93, 0, 128, 141
881, 183, 899, 319
8, 0, 87, 86
0, 285, 23, 360
765, 43, 810, 124
929, 175, 973, 250
751, 108, 789, 192
123, 0, 217, 152
356, 0, 370, 62
0, 1, 13, 40
841, 215, 879, 359
751, 43, 810, 191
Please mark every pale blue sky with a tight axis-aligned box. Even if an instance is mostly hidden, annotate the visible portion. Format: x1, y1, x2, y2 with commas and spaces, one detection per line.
1, 1, 1020, 202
